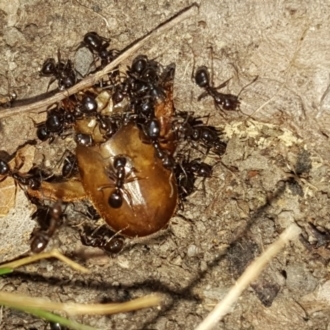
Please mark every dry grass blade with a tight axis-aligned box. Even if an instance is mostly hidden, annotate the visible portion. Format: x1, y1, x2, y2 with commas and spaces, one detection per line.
0, 4, 198, 120
0, 249, 89, 273
194, 224, 302, 330
13, 308, 97, 330
0, 291, 162, 316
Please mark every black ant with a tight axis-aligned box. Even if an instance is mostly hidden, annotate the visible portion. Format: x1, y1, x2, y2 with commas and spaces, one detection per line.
111, 56, 151, 105
34, 89, 85, 140
85, 204, 101, 221
96, 113, 120, 139
0, 159, 42, 190
80, 224, 124, 254
98, 155, 139, 209
174, 157, 213, 201
30, 201, 65, 253
61, 151, 78, 178
78, 92, 120, 139
143, 118, 175, 169
82, 32, 109, 53
173, 111, 226, 156
125, 55, 167, 102
195, 66, 240, 111
40, 50, 77, 91
174, 164, 196, 201
11, 172, 41, 190
35, 104, 75, 143
81, 31, 119, 68
195, 66, 257, 114
183, 158, 213, 178
127, 55, 149, 80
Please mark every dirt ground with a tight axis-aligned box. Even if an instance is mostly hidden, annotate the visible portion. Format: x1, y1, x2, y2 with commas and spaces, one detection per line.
1, 1, 330, 329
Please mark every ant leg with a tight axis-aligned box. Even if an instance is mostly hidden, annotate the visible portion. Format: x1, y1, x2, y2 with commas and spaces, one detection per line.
103, 228, 126, 254
214, 78, 231, 90
46, 77, 56, 91
0, 91, 17, 107
58, 149, 78, 178
237, 75, 258, 98
56, 149, 74, 169
57, 49, 62, 64
97, 183, 115, 192
207, 45, 216, 87
212, 102, 229, 120
184, 41, 198, 83
197, 90, 209, 101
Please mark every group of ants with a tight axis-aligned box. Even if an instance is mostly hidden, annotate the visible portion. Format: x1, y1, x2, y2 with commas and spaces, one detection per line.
0, 32, 248, 259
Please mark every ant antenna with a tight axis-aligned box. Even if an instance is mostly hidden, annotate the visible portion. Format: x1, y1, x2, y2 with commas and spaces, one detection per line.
207, 45, 215, 87
237, 75, 259, 99
184, 41, 197, 83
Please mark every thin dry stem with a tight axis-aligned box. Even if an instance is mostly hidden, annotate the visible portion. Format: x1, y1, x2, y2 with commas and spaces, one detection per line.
0, 291, 162, 316
1, 249, 89, 273
0, 4, 198, 120
194, 224, 302, 330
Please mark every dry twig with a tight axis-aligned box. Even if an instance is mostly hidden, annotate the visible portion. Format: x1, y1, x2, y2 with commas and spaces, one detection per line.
0, 4, 198, 120
0, 292, 162, 316
0, 249, 89, 273
194, 224, 302, 330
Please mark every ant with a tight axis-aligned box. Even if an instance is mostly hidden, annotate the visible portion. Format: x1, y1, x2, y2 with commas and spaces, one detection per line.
30, 201, 65, 253
61, 151, 78, 178
85, 204, 101, 221
183, 158, 213, 178
82, 32, 109, 53
174, 164, 196, 201
96, 113, 120, 139
40, 50, 77, 91
77, 92, 120, 139
193, 47, 257, 114
128, 55, 163, 89
143, 118, 175, 169
35, 104, 75, 143
98, 155, 139, 208
0, 159, 42, 190
80, 224, 124, 254
111, 55, 152, 105
195, 66, 241, 111
173, 111, 226, 156
127, 55, 149, 80
125, 55, 167, 102
174, 157, 213, 201
81, 31, 119, 68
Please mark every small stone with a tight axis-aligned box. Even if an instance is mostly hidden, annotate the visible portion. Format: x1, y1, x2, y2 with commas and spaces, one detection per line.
187, 244, 200, 257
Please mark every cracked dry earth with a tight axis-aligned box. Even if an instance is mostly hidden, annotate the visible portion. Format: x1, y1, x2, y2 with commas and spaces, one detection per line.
1, 1, 330, 330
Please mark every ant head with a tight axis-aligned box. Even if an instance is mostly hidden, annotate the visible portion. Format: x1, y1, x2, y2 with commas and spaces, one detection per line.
113, 155, 127, 169
40, 58, 56, 76
195, 66, 210, 88
0, 159, 10, 176
131, 55, 149, 76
